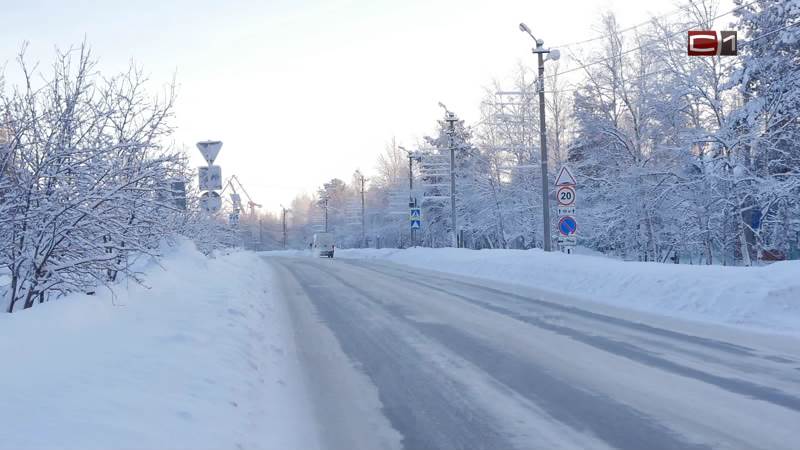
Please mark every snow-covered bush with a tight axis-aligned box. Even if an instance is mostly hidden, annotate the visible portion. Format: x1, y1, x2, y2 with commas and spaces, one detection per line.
0, 43, 190, 312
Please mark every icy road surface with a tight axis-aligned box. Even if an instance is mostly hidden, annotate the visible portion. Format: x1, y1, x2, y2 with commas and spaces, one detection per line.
267, 255, 800, 450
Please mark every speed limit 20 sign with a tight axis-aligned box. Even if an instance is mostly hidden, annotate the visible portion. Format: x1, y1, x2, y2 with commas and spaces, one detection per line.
557, 185, 576, 206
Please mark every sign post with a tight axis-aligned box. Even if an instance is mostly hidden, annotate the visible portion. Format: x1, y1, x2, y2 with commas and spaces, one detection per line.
554, 166, 577, 254
197, 141, 223, 214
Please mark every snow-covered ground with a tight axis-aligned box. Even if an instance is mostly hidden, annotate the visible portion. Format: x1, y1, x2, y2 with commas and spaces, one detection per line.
0, 240, 318, 450
335, 247, 800, 335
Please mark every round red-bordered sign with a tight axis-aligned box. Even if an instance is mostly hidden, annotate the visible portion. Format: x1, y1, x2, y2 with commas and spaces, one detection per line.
557, 186, 576, 206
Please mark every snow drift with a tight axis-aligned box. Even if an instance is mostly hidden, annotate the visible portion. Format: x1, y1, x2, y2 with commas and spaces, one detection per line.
337, 247, 800, 335
0, 239, 317, 450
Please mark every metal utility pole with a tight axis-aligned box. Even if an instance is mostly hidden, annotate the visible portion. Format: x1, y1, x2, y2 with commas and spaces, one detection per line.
449, 122, 457, 248
536, 51, 551, 252
399, 146, 421, 247
323, 197, 329, 233
259, 218, 264, 250
355, 170, 366, 247
280, 206, 290, 250
439, 103, 460, 248
520, 22, 560, 251
361, 176, 366, 247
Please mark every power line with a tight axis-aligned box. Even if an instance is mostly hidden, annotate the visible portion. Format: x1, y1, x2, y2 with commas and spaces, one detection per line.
552, 4, 689, 49
741, 20, 800, 45
551, 0, 769, 50
550, 68, 674, 94
483, 19, 800, 103
547, 0, 761, 80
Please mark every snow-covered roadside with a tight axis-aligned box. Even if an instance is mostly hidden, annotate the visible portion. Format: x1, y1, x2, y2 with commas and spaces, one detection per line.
0, 239, 318, 450
335, 247, 800, 335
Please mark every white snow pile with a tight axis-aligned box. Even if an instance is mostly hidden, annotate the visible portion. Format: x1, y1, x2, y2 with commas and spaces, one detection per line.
0, 239, 316, 450
337, 247, 800, 335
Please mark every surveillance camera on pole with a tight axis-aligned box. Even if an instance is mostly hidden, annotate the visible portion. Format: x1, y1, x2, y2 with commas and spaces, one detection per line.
519, 22, 559, 251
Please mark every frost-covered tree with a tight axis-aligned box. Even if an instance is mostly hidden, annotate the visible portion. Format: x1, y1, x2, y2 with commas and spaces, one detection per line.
569, 13, 690, 261
728, 0, 800, 262
1, 44, 186, 311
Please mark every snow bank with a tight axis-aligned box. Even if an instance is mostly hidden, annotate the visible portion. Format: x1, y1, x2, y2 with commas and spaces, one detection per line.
336, 247, 800, 335
0, 239, 317, 450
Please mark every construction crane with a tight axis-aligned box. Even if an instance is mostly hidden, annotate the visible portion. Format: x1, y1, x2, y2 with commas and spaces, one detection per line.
222, 175, 262, 216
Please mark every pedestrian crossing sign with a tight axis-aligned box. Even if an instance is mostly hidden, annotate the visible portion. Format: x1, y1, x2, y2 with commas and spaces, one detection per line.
410, 207, 421, 230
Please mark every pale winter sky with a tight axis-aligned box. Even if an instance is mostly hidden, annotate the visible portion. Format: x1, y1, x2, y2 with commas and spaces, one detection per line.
1, 0, 733, 213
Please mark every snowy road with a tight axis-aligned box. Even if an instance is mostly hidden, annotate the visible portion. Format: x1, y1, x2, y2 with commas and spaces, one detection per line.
267, 255, 800, 450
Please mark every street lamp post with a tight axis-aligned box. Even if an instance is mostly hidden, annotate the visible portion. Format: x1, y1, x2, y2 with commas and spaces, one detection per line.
519, 22, 560, 252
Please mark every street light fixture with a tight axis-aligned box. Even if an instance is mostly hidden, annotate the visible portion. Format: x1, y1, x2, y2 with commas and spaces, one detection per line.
518, 23, 537, 42
520, 22, 559, 252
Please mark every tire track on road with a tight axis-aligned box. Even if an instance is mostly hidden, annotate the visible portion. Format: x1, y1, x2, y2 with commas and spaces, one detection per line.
311, 260, 712, 450
340, 260, 800, 413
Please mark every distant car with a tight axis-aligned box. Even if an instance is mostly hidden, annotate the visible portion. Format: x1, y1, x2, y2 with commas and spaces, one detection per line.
313, 233, 335, 258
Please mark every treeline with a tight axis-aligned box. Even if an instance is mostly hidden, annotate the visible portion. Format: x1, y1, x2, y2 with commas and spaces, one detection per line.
286, 0, 800, 265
